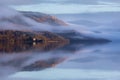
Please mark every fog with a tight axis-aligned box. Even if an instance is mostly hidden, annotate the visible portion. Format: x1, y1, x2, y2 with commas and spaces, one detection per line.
0, 0, 120, 80
0, 6, 50, 31
0, 42, 120, 80
1, 1, 119, 42
54, 11, 120, 41
0, 5, 96, 40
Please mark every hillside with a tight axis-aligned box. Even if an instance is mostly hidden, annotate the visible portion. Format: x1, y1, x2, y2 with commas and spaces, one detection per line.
0, 11, 110, 49
0, 30, 69, 53
21, 11, 68, 26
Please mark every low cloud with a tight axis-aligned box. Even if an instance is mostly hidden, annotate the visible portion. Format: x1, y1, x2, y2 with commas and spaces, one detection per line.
0, 6, 58, 31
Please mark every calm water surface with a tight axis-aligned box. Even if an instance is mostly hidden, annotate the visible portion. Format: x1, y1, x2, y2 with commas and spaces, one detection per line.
0, 41, 120, 80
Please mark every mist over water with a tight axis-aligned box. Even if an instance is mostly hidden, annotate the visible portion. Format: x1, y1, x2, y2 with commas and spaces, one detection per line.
55, 12, 120, 41
0, 4, 115, 40
0, 42, 120, 80
0, 0, 120, 80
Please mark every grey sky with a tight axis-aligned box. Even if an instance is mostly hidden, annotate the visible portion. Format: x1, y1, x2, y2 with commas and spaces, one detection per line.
0, 0, 120, 5
1, 0, 120, 14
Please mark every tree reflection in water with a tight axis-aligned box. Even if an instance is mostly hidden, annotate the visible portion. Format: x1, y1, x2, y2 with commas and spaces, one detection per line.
0, 39, 109, 78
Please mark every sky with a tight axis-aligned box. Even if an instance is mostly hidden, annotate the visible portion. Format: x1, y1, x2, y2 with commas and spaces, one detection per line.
0, 1, 120, 80
0, 0, 118, 14
0, 0, 120, 5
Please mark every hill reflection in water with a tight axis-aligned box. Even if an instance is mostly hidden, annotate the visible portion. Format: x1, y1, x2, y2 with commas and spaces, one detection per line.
0, 40, 68, 53
0, 41, 110, 79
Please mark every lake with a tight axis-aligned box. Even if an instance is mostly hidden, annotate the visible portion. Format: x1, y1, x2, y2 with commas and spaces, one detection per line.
0, 41, 120, 80
0, 10, 120, 80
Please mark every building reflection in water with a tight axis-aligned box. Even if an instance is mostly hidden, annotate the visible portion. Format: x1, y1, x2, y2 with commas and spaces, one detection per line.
0, 39, 70, 77
0, 38, 109, 78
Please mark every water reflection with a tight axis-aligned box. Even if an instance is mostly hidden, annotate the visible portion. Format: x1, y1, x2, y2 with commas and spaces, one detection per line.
0, 40, 68, 53
1, 41, 118, 80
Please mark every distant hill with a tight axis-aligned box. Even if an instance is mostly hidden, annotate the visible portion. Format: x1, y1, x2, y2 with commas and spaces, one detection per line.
21, 11, 68, 26
0, 11, 110, 47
